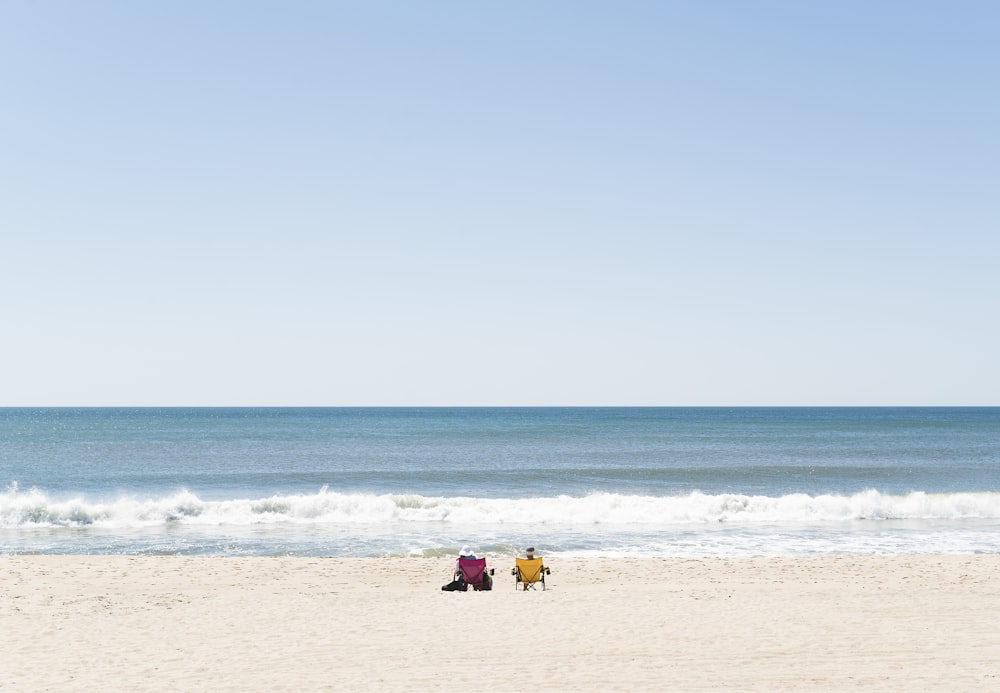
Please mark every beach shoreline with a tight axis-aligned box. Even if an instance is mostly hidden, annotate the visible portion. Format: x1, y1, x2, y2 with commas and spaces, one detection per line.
4, 555, 999, 691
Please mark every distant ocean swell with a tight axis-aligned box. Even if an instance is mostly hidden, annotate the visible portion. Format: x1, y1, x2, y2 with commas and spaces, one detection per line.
5, 483, 1000, 529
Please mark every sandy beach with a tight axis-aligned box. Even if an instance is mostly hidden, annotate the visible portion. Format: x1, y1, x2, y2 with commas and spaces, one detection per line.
3, 555, 999, 691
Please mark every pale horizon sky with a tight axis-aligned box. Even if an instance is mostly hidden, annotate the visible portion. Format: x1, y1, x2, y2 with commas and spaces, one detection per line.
2, 2, 998, 406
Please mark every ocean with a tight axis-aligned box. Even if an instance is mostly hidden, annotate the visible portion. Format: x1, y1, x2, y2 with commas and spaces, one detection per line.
2, 407, 999, 557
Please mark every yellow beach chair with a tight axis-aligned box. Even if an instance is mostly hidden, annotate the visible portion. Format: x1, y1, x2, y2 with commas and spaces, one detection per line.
513, 557, 550, 591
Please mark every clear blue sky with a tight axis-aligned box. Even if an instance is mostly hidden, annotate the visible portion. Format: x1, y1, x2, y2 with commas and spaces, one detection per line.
2, 1, 997, 405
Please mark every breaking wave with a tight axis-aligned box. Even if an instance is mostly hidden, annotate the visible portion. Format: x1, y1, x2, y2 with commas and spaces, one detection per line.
4, 483, 1000, 529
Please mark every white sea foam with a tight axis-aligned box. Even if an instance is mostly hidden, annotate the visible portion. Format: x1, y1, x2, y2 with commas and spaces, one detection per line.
4, 483, 1000, 529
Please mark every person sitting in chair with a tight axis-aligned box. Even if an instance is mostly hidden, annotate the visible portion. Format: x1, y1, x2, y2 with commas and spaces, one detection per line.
454, 545, 476, 576
443, 545, 492, 591
513, 546, 549, 590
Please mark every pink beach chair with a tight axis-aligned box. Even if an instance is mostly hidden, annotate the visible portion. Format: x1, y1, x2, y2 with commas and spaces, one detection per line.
457, 557, 494, 591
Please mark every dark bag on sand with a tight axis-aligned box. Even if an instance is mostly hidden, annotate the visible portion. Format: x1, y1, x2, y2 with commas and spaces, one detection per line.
441, 578, 466, 592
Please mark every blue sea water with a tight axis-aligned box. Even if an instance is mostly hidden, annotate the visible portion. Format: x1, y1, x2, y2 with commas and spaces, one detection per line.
2, 407, 999, 557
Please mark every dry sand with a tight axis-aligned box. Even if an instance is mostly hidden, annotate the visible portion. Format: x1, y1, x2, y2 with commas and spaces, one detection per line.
3, 555, 999, 691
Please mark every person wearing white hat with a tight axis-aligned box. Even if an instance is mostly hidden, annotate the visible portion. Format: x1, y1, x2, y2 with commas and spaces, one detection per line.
455, 545, 476, 574
440, 545, 481, 591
